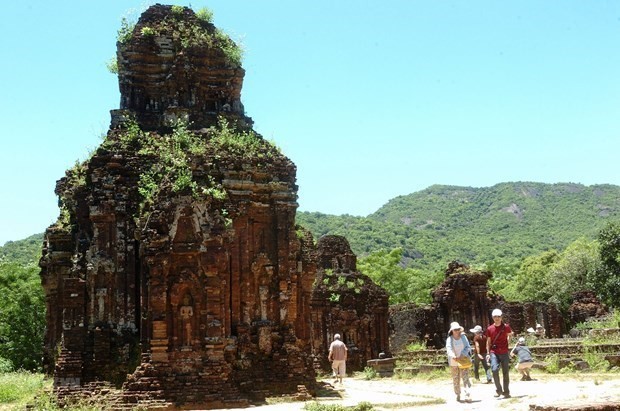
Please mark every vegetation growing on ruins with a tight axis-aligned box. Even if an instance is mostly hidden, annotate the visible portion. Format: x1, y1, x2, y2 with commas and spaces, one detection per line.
114, 5, 243, 67
104, 57, 118, 74
116, 17, 135, 44
140, 26, 156, 37
319, 270, 365, 295
106, 116, 280, 221
195, 7, 214, 24
51, 159, 90, 230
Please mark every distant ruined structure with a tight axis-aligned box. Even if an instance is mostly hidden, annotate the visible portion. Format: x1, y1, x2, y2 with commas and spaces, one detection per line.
310, 236, 390, 372
389, 261, 566, 351
568, 290, 609, 326
39, 5, 389, 409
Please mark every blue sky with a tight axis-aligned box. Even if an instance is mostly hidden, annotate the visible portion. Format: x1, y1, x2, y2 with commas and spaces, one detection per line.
1, 1, 620, 246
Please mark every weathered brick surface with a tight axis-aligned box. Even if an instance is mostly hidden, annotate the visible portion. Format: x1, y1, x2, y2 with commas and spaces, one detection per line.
568, 290, 608, 325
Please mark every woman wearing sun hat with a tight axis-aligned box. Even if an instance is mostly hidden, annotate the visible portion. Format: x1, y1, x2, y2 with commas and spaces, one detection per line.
446, 321, 473, 402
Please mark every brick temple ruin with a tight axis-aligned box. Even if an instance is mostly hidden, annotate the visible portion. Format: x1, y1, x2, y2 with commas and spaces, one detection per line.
389, 261, 567, 351
309, 235, 390, 372
39, 5, 389, 409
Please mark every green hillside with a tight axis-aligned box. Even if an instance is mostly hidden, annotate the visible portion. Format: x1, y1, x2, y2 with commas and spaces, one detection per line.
296, 182, 620, 270
0, 233, 44, 266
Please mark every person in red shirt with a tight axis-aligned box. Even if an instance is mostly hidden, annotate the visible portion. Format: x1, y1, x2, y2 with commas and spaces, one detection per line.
470, 325, 492, 383
485, 308, 514, 399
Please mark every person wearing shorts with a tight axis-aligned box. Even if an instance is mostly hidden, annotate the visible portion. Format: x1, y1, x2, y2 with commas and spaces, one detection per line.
328, 333, 348, 384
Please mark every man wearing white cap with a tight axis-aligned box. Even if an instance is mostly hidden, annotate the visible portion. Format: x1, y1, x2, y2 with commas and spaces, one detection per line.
485, 308, 514, 398
328, 333, 348, 384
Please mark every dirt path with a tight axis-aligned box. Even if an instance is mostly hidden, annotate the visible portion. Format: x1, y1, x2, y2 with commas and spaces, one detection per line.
209, 373, 620, 411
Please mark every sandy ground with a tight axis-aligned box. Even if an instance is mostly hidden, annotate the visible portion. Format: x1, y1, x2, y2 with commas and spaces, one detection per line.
208, 372, 620, 411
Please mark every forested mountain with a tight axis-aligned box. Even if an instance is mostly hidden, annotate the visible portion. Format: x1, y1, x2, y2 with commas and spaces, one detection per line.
296, 182, 620, 271
0, 233, 43, 265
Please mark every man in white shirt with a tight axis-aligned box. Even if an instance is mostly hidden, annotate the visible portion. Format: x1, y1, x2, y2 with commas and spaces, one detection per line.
328, 333, 348, 384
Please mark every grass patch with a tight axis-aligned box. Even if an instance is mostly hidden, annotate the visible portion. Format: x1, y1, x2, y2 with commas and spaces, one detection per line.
392, 369, 416, 380
411, 368, 448, 381
391, 366, 448, 381
0, 372, 114, 410
404, 341, 427, 352
543, 353, 564, 374
303, 402, 374, 411
0, 371, 47, 406
584, 352, 611, 371
362, 367, 378, 380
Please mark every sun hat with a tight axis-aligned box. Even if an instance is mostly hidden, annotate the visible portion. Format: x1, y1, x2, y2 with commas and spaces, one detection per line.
492, 308, 503, 317
334, 333, 341, 340
536, 323, 543, 328
448, 321, 464, 335
469, 325, 483, 333
518, 337, 525, 344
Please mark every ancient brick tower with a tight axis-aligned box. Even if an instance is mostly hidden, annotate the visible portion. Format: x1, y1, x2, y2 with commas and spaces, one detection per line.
40, 5, 315, 408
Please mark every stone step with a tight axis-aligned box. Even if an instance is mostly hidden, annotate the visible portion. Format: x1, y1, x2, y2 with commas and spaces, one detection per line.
396, 350, 444, 361
394, 366, 419, 376
534, 338, 584, 346
530, 342, 620, 356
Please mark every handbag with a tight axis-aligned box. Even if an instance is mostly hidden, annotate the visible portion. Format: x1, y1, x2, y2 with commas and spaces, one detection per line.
456, 355, 473, 369
451, 336, 473, 369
